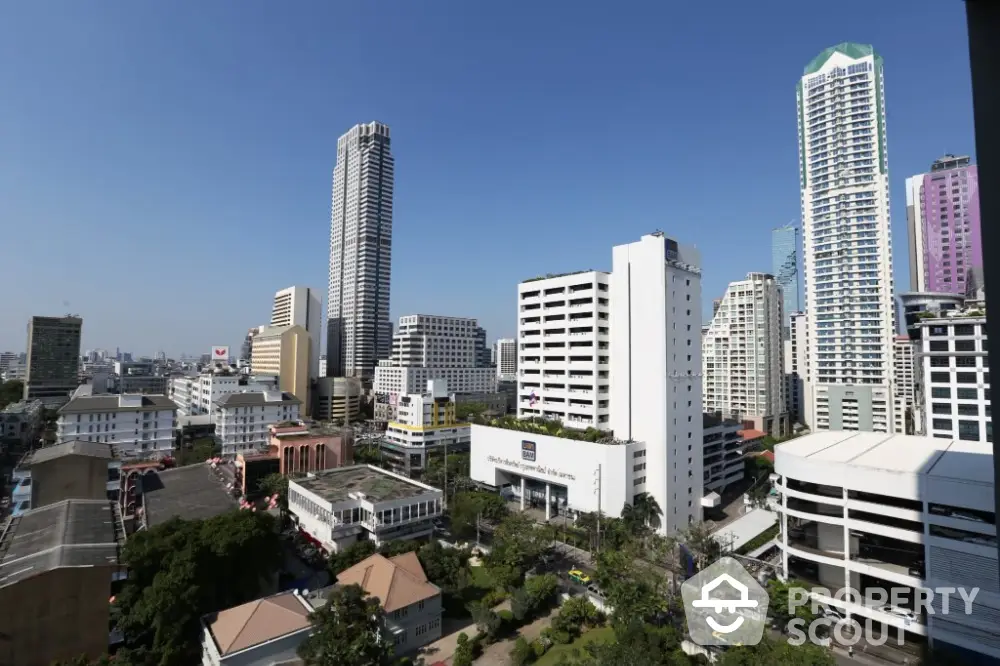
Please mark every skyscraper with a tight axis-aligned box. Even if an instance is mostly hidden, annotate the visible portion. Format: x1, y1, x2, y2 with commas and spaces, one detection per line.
797, 43, 895, 433
905, 155, 982, 296
24, 315, 83, 405
272, 286, 322, 378
327, 121, 395, 380
771, 222, 800, 336
495, 338, 517, 382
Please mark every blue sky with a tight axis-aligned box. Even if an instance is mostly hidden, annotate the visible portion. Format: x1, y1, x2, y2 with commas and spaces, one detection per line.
0, 1, 975, 357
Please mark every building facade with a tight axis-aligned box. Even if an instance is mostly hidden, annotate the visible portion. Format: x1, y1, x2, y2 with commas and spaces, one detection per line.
0, 399, 43, 451
313, 376, 363, 423
785, 311, 809, 426
495, 338, 517, 382
473, 326, 491, 369
250, 324, 311, 415
702, 414, 745, 495
798, 43, 896, 432
213, 391, 302, 457
609, 233, 703, 535
517, 271, 610, 429
272, 286, 323, 378
380, 380, 471, 476
24, 315, 83, 405
905, 155, 981, 296
892, 336, 916, 435
771, 223, 800, 336
56, 394, 177, 459
169, 371, 279, 417
326, 121, 394, 380
702, 272, 787, 436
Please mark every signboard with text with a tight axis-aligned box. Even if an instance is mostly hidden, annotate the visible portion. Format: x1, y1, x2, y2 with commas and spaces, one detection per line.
521, 440, 536, 462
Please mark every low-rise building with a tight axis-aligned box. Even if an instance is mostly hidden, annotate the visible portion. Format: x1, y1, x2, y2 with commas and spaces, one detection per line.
9, 440, 122, 516
381, 380, 470, 476
56, 394, 177, 460
266, 421, 354, 477
0, 399, 43, 450
213, 391, 301, 457
288, 465, 443, 553
702, 414, 744, 497
200, 590, 314, 666
170, 371, 279, 417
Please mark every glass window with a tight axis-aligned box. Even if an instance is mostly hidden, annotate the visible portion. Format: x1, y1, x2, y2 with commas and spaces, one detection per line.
932, 418, 953, 431
958, 420, 981, 441
956, 372, 978, 384
957, 388, 978, 400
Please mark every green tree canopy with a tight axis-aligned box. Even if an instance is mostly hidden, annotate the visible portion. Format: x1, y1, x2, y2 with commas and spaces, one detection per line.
448, 490, 508, 539
0, 379, 23, 410
297, 584, 394, 666
484, 512, 548, 590
715, 636, 835, 665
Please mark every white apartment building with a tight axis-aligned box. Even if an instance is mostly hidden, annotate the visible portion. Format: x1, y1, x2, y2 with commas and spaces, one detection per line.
213, 390, 302, 456
327, 121, 394, 380
381, 379, 471, 476
798, 43, 896, 433
56, 394, 177, 459
702, 272, 787, 436
610, 232, 703, 535
169, 371, 278, 417
272, 286, 322, 378
774, 431, 998, 660
893, 336, 916, 434
517, 271, 610, 430
495, 339, 517, 382
918, 313, 991, 443
373, 315, 497, 422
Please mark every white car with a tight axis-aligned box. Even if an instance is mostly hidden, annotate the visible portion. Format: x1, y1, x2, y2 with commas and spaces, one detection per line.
878, 605, 917, 622
820, 605, 845, 621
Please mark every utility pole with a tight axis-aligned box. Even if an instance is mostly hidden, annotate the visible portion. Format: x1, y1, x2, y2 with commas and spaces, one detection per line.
443, 438, 449, 511
593, 464, 602, 555
476, 511, 482, 547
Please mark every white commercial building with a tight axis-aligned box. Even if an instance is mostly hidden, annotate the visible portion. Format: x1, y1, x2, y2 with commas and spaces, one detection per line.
56, 394, 177, 459
798, 43, 896, 433
702, 272, 787, 436
381, 380, 470, 476
893, 335, 916, 435
288, 465, 443, 553
169, 371, 278, 417
213, 390, 302, 457
326, 121, 394, 380
272, 286, 322, 378
495, 338, 517, 382
374, 314, 496, 422
918, 313, 991, 443
517, 270, 610, 430
773, 431, 998, 659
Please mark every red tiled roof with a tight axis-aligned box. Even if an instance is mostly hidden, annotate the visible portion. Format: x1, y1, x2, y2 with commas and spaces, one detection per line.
756, 451, 775, 463
738, 429, 766, 440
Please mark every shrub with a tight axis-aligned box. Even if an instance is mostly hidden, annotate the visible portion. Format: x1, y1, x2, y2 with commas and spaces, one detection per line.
481, 589, 507, 607
531, 639, 547, 658
509, 637, 534, 666
453, 633, 473, 666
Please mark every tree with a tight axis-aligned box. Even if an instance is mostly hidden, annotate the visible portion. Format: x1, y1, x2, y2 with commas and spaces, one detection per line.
469, 599, 502, 638
767, 579, 819, 627
423, 452, 473, 499
297, 584, 394, 666
0, 380, 23, 411
257, 472, 289, 512
594, 547, 671, 628
509, 636, 534, 666
328, 539, 378, 575
114, 511, 282, 666
417, 540, 471, 593
630, 493, 663, 532
176, 437, 219, 467
453, 633, 474, 666
566, 621, 692, 666
678, 522, 721, 570
484, 512, 548, 589
449, 490, 508, 539
715, 636, 835, 665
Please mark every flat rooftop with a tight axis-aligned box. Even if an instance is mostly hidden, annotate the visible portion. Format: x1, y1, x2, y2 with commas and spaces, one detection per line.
0, 499, 123, 588
711, 507, 778, 553
20, 440, 116, 467
294, 465, 437, 504
142, 463, 238, 526
776, 431, 993, 484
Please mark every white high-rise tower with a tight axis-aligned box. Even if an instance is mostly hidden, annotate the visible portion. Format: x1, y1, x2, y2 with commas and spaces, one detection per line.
327, 121, 395, 380
797, 44, 895, 432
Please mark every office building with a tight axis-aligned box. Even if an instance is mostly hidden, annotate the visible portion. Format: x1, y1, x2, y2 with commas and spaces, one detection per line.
772, 223, 801, 336
893, 336, 916, 435
213, 390, 302, 457
702, 413, 745, 496
326, 121, 394, 380
773, 431, 998, 661
169, 370, 279, 417
495, 338, 517, 382
610, 232, 703, 534
474, 326, 491, 368
906, 155, 981, 296
702, 272, 787, 436
250, 324, 311, 415
797, 43, 896, 432
56, 394, 176, 459
517, 271, 610, 429
271, 286, 322, 378
380, 379, 470, 476
113, 361, 168, 396
917, 312, 991, 443
24, 315, 83, 405
313, 376, 363, 423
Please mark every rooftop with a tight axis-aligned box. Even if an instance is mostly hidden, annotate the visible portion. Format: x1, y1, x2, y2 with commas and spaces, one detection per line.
20, 440, 115, 467
916, 308, 987, 323
60, 394, 177, 415
471, 416, 634, 445
336, 552, 440, 612
215, 391, 301, 408
271, 421, 350, 439
520, 269, 608, 284
0, 499, 123, 588
776, 431, 993, 484
141, 463, 238, 526
711, 507, 778, 553
203, 591, 312, 657
293, 465, 438, 504
738, 429, 766, 441
1, 399, 42, 415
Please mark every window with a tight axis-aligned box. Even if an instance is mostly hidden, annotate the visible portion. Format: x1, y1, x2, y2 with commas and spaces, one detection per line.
929, 341, 949, 352
957, 404, 979, 417
955, 340, 976, 352
958, 420, 981, 441
930, 357, 949, 368
957, 388, 978, 400
932, 418, 952, 431
956, 372, 978, 384
931, 372, 950, 384
932, 403, 952, 415
931, 387, 951, 399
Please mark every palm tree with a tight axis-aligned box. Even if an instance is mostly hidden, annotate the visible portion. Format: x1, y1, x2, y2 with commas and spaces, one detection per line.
632, 492, 663, 532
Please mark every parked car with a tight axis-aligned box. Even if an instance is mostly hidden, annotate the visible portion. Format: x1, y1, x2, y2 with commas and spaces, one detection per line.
877, 605, 916, 622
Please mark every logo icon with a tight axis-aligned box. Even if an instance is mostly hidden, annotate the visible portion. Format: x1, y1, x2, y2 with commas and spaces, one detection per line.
681, 556, 768, 646
521, 440, 536, 462
212, 346, 229, 359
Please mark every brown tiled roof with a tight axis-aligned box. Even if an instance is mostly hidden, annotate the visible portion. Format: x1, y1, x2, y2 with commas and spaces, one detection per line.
204, 592, 312, 656
738, 429, 766, 441
336, 552, 439, 613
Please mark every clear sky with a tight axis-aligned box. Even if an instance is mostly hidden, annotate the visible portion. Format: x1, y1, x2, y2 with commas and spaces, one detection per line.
0, 1, 975, 357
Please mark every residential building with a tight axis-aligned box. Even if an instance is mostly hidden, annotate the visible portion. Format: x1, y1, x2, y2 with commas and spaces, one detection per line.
200, 590, 314, 666
288, 465, 442, 553
169, 370, 278, 417
240, 326, 264, 365
336, 552, 443, 652
610, 232, 703, 535
0, 351, 18, 374
702, 272, 787, 436
373, 315, 496, 422
381, 379, 470, 476
326, 121, 394, 380
271, 286, 323, 378
57, 394, 177, 459
0, 499, 125, 666
517, 270, 610, 429
24, 315, 83, 405
213, 390, 302, 457
773, 431, 998, 661
893, 336, 916, 434
0, 399, 43, 451
797, 44, 896, 432
898, 291, 965, 342
2, 359, 27, 382
8, 440, 122, 516
702, 413, 745, 497
495, 338, 517, 382
251, 324, 311, 415
917, 312, 991, 443
784, 312, 809, 426
314, 376, 363, 423
906, 155, 981, 296
772, 222, 801, 335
